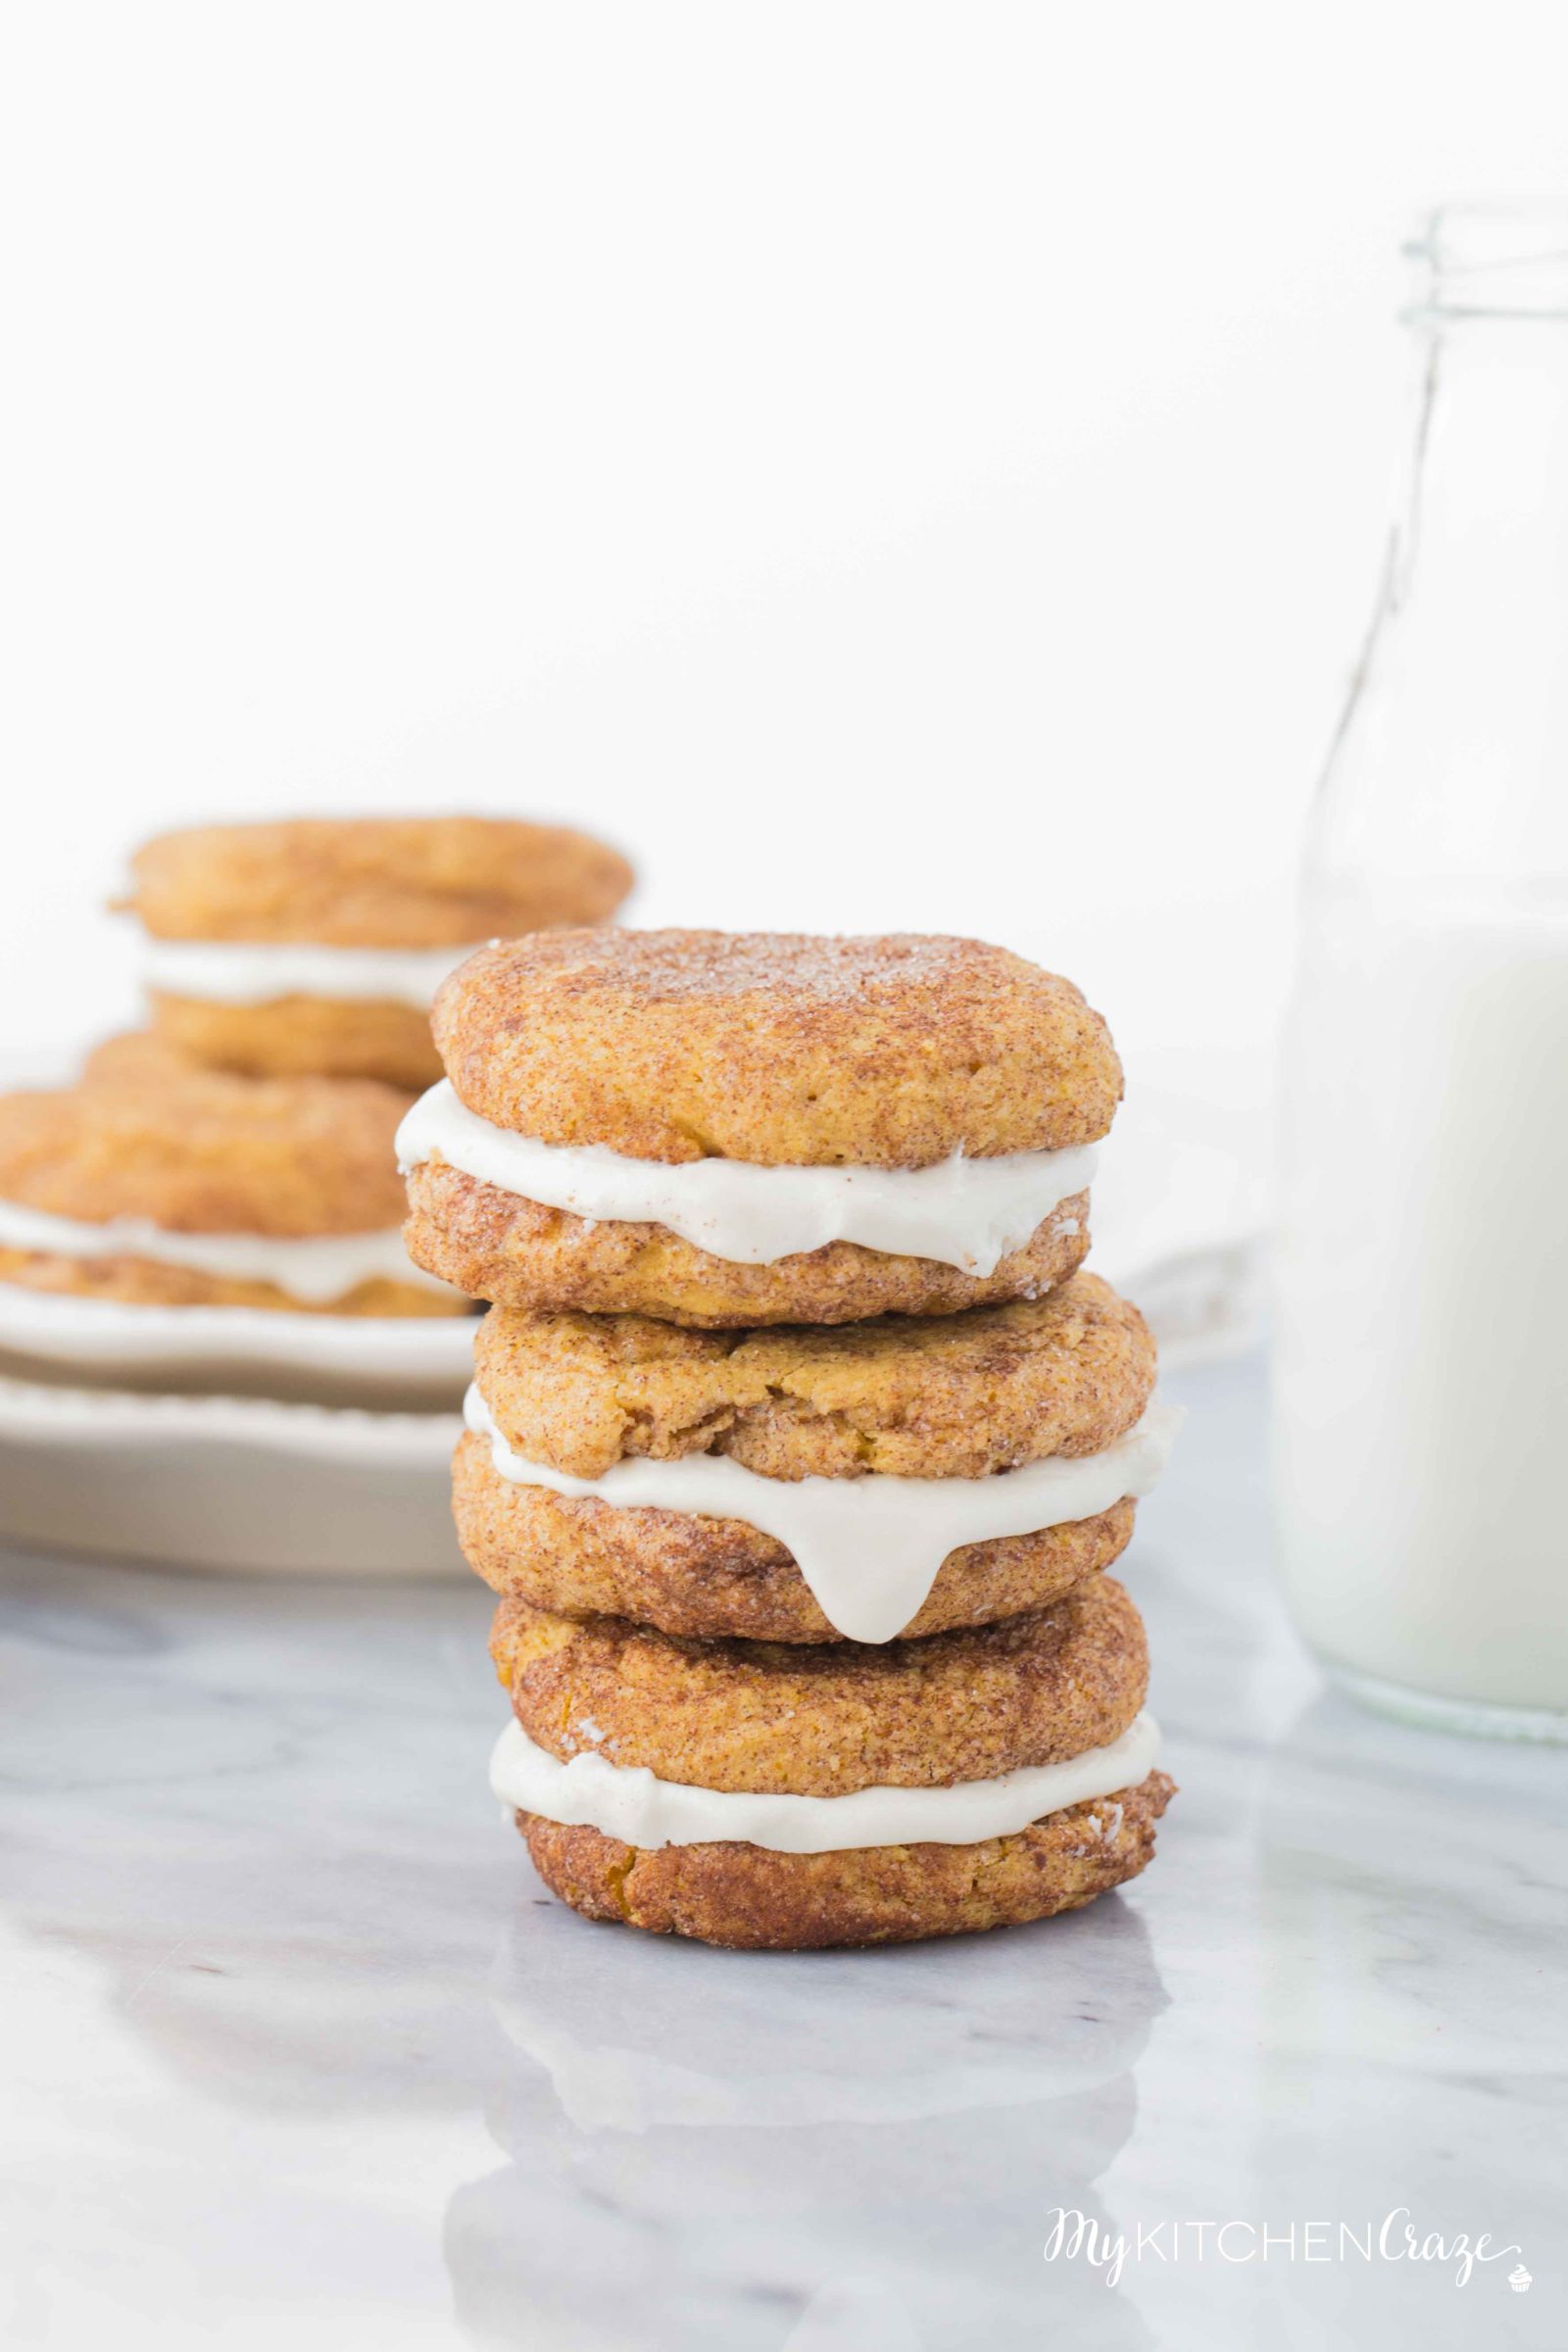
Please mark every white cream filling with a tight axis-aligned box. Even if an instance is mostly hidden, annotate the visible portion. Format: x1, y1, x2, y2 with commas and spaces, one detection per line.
143, 939, 482, 1009
0, 1194, 454, 1305
490, 1711, 1160, 1853
466, 1385, 1180, 1642
398, 1080, 1098, 1275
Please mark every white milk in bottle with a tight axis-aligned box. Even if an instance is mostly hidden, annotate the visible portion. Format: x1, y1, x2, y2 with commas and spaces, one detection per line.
1273, 208, 1568, 1738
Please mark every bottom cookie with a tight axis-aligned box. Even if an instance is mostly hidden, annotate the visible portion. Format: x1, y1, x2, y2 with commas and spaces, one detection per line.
0, 1247, 466, 1317
149, 991, 443, 1090
516, 1769, 1175, 1950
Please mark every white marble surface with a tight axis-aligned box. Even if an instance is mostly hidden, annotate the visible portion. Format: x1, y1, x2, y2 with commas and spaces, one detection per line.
1, 1353, 1563, 2351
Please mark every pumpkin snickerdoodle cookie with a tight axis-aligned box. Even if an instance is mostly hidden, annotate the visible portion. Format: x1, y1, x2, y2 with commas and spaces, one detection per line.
400, 929, 1121, 1325
518, 1777, 1174, 1951
487, 1577, 1173, 1949
0, 1038, 465, 1316
455, 1273, 1176, 1642
492, 1573, 1149, 1790
122, 815, 634, 1088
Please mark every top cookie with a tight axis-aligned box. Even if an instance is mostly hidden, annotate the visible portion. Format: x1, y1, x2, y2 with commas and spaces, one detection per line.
432, 930, 1122, 1167
123, 816, 633, 947
0, 1036, 413, 1235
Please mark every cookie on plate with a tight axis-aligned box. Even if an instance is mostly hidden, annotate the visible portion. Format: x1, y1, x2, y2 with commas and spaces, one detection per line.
0, 1038, 466, 1316
122, 816, 634, 1088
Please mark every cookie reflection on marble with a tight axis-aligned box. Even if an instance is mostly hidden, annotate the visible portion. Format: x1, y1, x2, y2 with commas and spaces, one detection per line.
487, 1890, 1167, 2132
780, 2278, 927, 2352
449, 2066, 1155, 2352
443, 1896, 1167, 2350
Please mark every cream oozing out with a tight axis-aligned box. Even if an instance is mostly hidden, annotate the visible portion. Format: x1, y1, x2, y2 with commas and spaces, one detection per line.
0, 1195, 454, 1305
466, 1384, 1180, 1642
397, 1079, 1098, 1274
143, 940, 483, 1009
489, 1711, 1160, 1852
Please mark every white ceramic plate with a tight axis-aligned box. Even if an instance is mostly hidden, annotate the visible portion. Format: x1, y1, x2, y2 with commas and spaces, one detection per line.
0, 1373, 466, 1576
0, 1282, 479, 1408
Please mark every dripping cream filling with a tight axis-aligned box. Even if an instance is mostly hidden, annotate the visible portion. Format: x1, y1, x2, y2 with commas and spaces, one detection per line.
490, 1711, 1161, 1853
398, 1079, 1099, 1275
466, 1383, 1180, 1643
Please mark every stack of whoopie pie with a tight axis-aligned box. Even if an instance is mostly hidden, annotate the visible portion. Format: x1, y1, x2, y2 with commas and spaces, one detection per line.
0, 818, 633, 1326
401, 930, 1178, 1949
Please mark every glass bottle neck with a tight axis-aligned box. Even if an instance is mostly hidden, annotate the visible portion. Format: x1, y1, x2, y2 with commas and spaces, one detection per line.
1387, 202, 1568, 607
1406, 205, 1568, 324
1397, 310, 1568, 586
1311, 227, 1568, 895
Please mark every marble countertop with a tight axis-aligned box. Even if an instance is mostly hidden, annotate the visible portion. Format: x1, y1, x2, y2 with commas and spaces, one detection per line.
2, 1351, 1562, 2351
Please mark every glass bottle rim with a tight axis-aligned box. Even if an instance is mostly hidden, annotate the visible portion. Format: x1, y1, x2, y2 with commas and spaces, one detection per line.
1403, 201, 1568, 323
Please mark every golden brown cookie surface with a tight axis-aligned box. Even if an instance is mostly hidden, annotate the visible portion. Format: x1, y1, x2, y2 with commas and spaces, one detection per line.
454, 1429, 1136, 1640
432, 929, 1121, 1165
124, 815, 633, 945
148, 994, 443, 1089
404, 1162, 1090, 1324
0, 1249, 460, 1317
79, 1032, 204, 1088
518, 1769, 1175, 1948
492, 1574, 1147, 1796
472, 1273, 1154, 1480
0, 1041, 415, 1237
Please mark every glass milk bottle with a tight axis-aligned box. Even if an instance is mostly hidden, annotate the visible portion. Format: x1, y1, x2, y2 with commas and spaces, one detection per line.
1274, 206, 1568, 1740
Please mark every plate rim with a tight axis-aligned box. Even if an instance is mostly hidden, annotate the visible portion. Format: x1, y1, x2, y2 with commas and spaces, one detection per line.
0, 1278, 480, 1377
0, 1367, 462, 1464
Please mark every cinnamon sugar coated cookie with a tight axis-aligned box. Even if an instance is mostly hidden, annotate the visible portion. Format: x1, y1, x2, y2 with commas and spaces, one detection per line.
125, 815, 634, 1086
517, 1770, 1175, 1949
491, 1574, 1148, 1796
403, 1162, 1091, 1325
147, 995, 448, 1091
403, 929, 1119, 1322
0, 1038, 466, 1316
0, 1250, 457, 1316
453, 1273, 1153, 1639
408, 918, 1176, 1948
125, 816, 633, 946
432, 929, 1121, 1165
471, 1274, 1154, 1481
0, 1044, 414, 1234
453, 1436, 1136, 1642
492, 1575, 1168, 1949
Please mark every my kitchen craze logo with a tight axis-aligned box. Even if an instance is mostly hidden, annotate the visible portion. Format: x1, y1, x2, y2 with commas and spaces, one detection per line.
1043, 2208, 1526, 2289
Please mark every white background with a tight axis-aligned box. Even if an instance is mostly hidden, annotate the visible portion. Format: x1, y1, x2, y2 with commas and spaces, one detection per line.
2, 0, 1564, 1114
